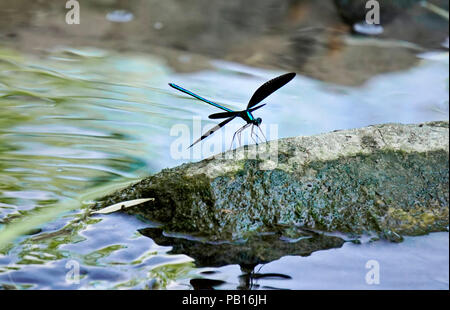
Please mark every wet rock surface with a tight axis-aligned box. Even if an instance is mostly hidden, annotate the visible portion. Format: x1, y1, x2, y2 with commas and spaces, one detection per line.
94, 121, 449, 242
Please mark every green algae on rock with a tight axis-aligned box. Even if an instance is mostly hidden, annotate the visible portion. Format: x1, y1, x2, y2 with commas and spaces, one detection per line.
94, 122, 449, 242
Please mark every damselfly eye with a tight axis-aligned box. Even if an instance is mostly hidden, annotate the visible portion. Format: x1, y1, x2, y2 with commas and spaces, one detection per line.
256, 118, 262, 125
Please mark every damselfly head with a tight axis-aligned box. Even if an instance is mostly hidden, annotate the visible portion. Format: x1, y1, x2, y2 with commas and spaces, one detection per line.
254, 118, 262, 126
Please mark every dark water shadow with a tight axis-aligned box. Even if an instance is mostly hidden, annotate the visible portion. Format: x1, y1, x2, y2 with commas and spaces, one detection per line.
139, 227, 345, 289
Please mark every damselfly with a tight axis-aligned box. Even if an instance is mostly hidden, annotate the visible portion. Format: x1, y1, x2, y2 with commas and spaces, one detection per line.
169, 72, 296, 148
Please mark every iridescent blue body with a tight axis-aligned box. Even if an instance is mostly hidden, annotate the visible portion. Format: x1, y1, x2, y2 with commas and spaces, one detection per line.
168, 83, 234, 113
241, 110, 261, 126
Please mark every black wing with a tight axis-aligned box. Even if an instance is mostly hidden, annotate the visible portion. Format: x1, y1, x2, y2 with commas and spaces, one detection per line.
209, 111, 239, 119
249, 103, 266, 113
189, 116, 236, 148
209, 104, 266, 120
247, 72, 296, 109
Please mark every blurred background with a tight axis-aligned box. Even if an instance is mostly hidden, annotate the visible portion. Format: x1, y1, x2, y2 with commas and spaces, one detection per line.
1, 0, 449, 84
0, 0, 448, 290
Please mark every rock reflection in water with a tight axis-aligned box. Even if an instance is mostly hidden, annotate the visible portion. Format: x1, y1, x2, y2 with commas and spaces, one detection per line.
139, 227, 345, 289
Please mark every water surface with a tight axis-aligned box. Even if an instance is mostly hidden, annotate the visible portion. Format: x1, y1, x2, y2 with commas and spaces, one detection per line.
0, 46, 448, 289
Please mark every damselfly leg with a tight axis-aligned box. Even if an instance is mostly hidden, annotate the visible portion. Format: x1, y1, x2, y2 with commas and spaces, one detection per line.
257, 125, 267, 143
250, 125, 259, 145
250, 125, 267, 145
230, 123, 251, 150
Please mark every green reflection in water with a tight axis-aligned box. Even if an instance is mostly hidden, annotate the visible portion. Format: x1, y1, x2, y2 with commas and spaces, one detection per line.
0, 46, 174, 217
0, 47, 196, 289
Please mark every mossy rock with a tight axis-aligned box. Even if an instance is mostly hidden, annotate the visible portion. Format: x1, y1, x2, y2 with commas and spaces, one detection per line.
94, 122, 449, 242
